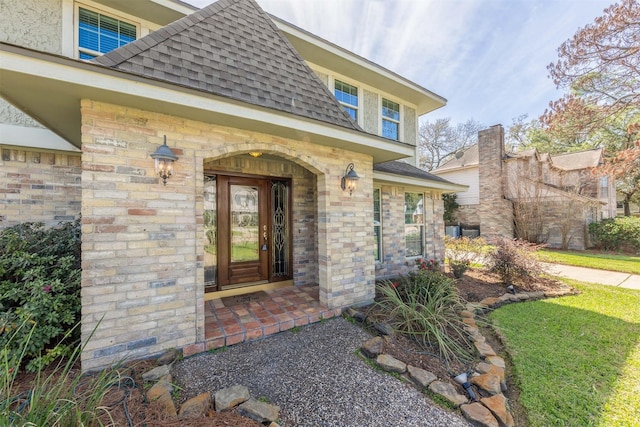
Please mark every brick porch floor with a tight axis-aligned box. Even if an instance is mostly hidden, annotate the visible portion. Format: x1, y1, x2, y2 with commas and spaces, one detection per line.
203, 285, 341, 351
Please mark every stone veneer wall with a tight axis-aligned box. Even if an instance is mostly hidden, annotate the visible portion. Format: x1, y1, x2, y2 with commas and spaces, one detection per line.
79, 100, 375, 370
0, 147, 81, 227
478, 125, 513, 242
374, 185, 445, 279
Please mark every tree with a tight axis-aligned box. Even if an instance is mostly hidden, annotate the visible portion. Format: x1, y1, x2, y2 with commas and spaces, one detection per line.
506, 114, 554, 153
545, 0, 640, 214
418, 118, 484, 170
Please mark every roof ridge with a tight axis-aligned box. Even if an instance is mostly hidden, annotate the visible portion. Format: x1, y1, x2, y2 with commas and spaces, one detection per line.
90, 0, 361, 132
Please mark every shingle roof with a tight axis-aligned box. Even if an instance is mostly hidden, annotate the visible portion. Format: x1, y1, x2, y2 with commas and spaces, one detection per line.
432, 144, 479, 172
550, 148, 603, 170
374, 161, 455, 184
93, 0, 360, 131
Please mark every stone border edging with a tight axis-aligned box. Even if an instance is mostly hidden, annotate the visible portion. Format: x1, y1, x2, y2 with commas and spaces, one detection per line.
347, 285, 577, 427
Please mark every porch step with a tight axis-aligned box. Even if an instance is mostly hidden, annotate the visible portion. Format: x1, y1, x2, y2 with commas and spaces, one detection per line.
203, 285, 341, 352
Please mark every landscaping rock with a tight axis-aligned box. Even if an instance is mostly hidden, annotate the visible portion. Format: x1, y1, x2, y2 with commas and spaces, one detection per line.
237, 398, 280, 423
157, 348, 180, 366
474, 341, 497, 358
215, 385, 251, 411
147, 376, 173, 400
376, 354, 407, 373
485, 356, 506, 369
471, 373, 502, 396
460, 402, 499, 427
428, 381, 467, 407
178, 392, 211, 419
374, 322, 394, 336
479, 297, 501, 308
146, 377, 176, 418
361, 336, 384, 359
462, 317, 478, 327
407, 365, 437, 388
142, 364, 171, 382
481, 394, 515, 427
345, 307, 367, 322
459, 310, 475, 318
476, 362, 506, 392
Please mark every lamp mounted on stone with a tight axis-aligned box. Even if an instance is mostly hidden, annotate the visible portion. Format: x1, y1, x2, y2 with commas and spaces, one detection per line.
340, 163, 359, 196
150, 135, 178, 186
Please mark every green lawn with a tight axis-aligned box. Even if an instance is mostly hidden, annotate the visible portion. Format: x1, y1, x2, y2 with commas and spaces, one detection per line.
538, 249, 640, 275
490, 279, 640, 427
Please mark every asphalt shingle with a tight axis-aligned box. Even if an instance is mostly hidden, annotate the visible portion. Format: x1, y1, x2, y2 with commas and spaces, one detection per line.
93, 0, 359, 131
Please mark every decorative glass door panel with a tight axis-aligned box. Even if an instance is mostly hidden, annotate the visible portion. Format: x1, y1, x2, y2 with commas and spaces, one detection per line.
230, 185, 259, 262
204, 176, 217, 289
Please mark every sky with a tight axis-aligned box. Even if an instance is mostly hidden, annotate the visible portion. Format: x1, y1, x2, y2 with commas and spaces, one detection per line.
185, 0, 614, 128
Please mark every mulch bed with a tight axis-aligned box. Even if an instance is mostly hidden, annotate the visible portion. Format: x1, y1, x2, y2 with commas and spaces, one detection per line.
9, 266, 567, 426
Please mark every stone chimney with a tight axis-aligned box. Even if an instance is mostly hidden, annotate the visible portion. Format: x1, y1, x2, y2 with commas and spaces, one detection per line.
478, 125, 514, 242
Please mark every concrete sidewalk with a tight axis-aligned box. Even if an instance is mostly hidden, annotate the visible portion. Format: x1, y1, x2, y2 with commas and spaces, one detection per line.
543, 263, 640, 290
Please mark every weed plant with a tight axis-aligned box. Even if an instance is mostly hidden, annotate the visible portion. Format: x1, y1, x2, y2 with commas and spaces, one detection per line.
486, 238, 545, 286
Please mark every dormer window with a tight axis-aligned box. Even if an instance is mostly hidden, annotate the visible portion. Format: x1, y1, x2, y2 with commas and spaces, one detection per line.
78, 7, 137, 60
382, 98, 400, 140
334, 80, 358, 121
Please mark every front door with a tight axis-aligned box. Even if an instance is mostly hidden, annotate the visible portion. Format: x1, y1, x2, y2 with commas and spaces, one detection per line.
218, 175, 269, 288
204, 174, 291, 292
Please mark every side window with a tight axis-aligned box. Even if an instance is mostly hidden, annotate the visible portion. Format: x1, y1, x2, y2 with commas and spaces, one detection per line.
334, 80, 358, 121
404, 192, 424, 257
78, 7, 137, 60
382, 98, 400, 140
373, 188, 382, 262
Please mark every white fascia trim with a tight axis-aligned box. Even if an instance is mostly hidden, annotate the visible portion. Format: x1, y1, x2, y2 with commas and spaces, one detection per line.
273, 19, 446, 106
2, 48, 412, 156
373, 171, 468, 193
0, 124, 80, 152
432, 164, 479, 175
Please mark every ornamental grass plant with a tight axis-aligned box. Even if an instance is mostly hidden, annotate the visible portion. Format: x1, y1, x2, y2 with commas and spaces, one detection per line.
1, 321, 124, 427
376, 270, 473, 365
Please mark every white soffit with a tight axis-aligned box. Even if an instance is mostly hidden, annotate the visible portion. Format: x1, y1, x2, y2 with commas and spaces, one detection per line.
0, 44, 414, 162
0, 124, 80, 152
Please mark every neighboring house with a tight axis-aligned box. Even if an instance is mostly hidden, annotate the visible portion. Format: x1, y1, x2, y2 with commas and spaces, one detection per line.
433, 125, 616, 250
0, 0, 465, 370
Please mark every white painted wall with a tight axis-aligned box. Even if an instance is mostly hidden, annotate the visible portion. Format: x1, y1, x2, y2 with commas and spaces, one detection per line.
433, 167, 479, 205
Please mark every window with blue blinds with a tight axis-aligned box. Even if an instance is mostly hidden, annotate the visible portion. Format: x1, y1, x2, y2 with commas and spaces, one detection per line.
78, 8, 136, 59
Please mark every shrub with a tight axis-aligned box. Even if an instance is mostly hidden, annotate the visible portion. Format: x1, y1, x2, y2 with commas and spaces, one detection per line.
0, 220, 81, 372
444, 236, 488, 278
589, 217, 640, 253
442, 193, 459, 224
376, 270, 472, 364
486, 238, 546, 286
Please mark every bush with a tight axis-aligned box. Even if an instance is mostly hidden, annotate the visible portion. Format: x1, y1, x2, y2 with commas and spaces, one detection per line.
486, 238, 546, 286
444, 236, 488, 278
376, 270, 472, 364
589, 217, 640, 253
0, 220, 81, 372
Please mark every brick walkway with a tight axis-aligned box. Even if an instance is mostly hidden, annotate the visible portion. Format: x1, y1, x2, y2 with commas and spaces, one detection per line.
204, 285, 341, 351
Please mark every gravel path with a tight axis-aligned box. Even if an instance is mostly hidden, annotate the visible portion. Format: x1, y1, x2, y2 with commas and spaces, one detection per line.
172, 317, 470, 427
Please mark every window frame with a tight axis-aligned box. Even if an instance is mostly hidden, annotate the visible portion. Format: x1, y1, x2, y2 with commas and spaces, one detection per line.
404, 191, 425, 259
373, 188, 382, 262
334, 79, 359, 122
75, 3, 139, 60
381, 98, 400, 141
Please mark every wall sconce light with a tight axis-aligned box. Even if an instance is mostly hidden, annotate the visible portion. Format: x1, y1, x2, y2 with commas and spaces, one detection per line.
150, 135, 178, 185
248, 152, 263, 158
340, 163, 359, 196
